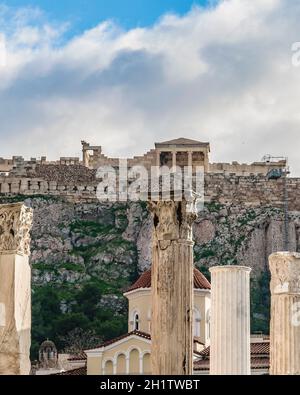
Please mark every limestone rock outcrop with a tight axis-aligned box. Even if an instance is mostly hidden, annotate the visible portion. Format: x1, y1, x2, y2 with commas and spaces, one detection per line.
0, 194, 299, 353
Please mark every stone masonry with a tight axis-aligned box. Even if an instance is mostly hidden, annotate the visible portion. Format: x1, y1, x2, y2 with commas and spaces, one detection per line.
1, 138, 296, 209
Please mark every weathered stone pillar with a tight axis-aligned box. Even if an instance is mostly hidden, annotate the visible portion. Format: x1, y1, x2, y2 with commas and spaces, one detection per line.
0, 203, 33, 375
172, 151, 177, 169
81, 141, 90, 167
156, 151, 161, 167
269, 252, 300, 375
209, 266, 251, 375
188, 151, 193, 168
149, 195, 197, 375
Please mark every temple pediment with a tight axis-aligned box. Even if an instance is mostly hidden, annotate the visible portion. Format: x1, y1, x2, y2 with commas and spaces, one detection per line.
155, 138, 210, 148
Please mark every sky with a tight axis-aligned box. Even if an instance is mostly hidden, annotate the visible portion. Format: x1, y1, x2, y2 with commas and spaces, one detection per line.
0, 0, 300, 175
5, 1, 209, 32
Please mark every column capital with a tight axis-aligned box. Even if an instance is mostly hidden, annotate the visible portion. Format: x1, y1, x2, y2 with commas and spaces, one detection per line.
269, 252, 300, 375
210, 265, 251, 274
269, 252, 300, 295
0, 203, 33, 256
148, 197, 198, 242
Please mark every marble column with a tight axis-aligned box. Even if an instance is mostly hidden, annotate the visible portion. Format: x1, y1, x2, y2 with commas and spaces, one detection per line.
269, 252, 300, 375
0, 203, 33, 375
209, 265, 251, 375
156, 151, 161, 167
82, 149, 88, 167
188, 151, 193, 169
149, 195, 198, 375
172, 151, 177, 169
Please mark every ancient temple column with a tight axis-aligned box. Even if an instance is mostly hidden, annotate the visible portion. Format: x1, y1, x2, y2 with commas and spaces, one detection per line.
269, 252, 300, 375
81, 141, 90, 167
188, 151, 193, 169
149, 195, 198, 375
0, 203, 33, 375
172, 151, 177, 169
209, 266, 251, 375
156, 150, 161, 167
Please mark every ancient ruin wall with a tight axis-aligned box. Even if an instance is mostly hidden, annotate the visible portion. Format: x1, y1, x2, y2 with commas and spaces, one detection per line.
0, 170, 299, 210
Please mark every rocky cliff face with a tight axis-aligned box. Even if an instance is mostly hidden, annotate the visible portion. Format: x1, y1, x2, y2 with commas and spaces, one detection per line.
0, 194, 299, 352
194, 203, 300, 274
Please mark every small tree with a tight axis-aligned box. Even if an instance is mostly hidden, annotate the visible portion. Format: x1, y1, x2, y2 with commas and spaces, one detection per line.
60, 328, 102, 356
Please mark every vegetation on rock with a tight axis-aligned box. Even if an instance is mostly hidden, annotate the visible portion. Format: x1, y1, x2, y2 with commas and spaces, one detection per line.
1, 195, 297, 357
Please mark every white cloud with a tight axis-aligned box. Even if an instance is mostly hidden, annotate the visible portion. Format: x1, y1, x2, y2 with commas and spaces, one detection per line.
0, 0, 299, 175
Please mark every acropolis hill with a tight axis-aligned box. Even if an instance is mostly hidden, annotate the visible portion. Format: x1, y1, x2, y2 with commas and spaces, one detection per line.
0, 138, 299, 356
0, 138, 299, 210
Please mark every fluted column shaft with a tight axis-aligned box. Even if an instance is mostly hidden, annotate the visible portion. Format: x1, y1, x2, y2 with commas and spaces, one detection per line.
209, 266, 251, 375
149, 197, 197, 375
269, 252, 300, 375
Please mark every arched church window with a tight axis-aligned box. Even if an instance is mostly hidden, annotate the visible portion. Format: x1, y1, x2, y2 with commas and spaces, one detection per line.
134, 313, 139, 331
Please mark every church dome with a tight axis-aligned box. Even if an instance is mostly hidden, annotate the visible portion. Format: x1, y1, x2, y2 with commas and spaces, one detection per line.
126, 267, 211, 293
40, 340, 56, 349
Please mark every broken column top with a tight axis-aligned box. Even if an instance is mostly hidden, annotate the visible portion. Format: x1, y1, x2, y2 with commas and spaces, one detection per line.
269, 252, 300, 295
0, 202, 33, 256
210, 265, 251, 273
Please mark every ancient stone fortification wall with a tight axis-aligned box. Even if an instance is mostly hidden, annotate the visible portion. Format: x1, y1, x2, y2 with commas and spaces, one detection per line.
89, 149, 158, 170
204, 174, 300, 211
0, 169, 299, 210
208, 161, 286, 176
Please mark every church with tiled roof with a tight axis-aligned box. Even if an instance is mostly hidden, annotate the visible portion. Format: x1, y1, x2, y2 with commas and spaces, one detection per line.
57, 267, 269, 375
85, 267, 212, 375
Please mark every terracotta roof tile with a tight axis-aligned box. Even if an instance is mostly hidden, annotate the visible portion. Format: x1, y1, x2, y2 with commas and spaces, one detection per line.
251, 357, 270, 369
126, 270, 151, 292
193, 269, 211, 290
250, 342, 269, 355
54, 366, 87, 375
88, 331, 205, 353
193, 359, 210, 371
126, 268, 210, 293
198, 346, 210, 357
89, 330, 151, 350
194, 341, 270, 371
67, 353, 87, 361
193, 356, 270, 371
198, 342, 270, 358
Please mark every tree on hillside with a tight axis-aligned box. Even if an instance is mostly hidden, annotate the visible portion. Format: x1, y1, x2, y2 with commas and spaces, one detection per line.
60, 328, 102, 355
